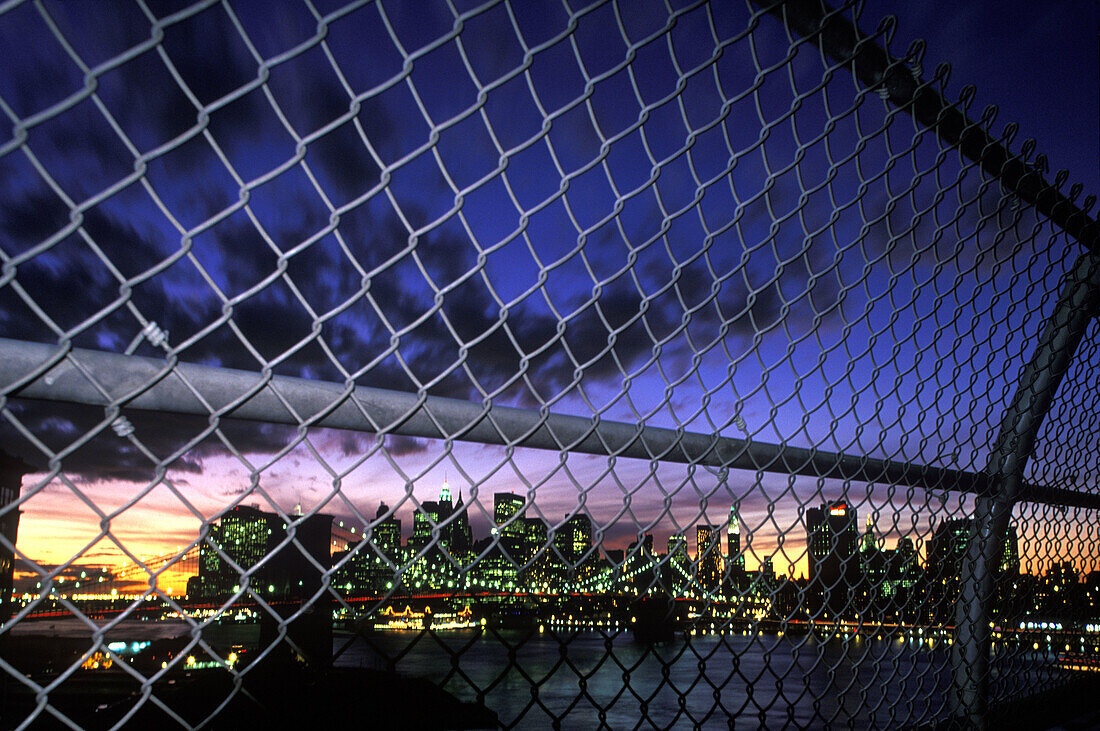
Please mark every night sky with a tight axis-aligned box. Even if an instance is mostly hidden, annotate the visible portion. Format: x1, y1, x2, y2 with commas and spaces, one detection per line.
1, 0, 1096, 589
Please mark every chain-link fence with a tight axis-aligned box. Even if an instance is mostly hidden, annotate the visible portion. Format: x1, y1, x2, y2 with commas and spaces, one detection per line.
1, 0, 1098, 728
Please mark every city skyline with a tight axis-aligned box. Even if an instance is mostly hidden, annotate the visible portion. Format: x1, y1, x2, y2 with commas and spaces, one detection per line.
1, 0, 1097, 634
14, 468, 1088, 602
0, 2, 1096, 728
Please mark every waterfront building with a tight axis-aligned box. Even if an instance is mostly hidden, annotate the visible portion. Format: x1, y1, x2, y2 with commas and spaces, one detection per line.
524, 514, 594, 592
493, 492, 527, 559
696, 524, 722, 594
470, 546, 520, 592
759, 555, 777, 590
1033, 560, 1082, 620
332, 542, 384, 595
409, 478, 474, 558
927, 518, 1019, 622
330, 503, 402, 596
877, 536, 923, 621
410, 493, 448, 552
192, 504, 333, 600
805, 500, 859, 617
522, 516, 548, 564
553, 513, 592, 564
372, 502, 402, 558
858, 514, 888, 612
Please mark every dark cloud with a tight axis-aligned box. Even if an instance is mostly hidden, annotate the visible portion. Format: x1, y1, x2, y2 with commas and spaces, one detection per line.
0, 396, 362, 484
307, 115, 385, 206
1, 401, 203, 483
1, 394, 442, 485
0, 4, 85, 121
63, 2, 313, 183
384, 434, 429, 457
334, 432, 368, 458
320, 430, 427, 460
1, 0, 707, 412
0, 198, 706, 479
20, 100, 137, 206
3, 0, 1021, 491
156, 7, 258, 109
0, 191, 187, 349
0, 184, 70, 246
22, 2, 267, 168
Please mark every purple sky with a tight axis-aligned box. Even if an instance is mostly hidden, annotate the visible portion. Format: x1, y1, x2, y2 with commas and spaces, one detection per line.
869, 0, 1098, 198
2, 0, 1096, 583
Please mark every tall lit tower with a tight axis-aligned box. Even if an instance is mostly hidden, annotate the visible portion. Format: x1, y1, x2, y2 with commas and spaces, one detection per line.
859, 513, 886, 610
410, 476, 454, 552
861, 514, 877, 552
727, 502, 745, 574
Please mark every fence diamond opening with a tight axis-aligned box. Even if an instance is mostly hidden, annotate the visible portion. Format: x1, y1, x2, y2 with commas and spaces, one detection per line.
1, 0, 1097, 728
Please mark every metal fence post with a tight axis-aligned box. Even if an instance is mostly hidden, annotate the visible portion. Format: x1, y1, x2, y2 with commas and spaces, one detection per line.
951, 250, 1100, 726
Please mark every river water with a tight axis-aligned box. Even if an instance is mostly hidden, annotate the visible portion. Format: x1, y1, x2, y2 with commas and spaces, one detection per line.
12, 619, 1061, 727
332, 629, 969, 729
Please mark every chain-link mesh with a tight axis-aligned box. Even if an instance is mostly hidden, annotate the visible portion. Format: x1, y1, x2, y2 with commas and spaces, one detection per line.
0, 0, 1097, 728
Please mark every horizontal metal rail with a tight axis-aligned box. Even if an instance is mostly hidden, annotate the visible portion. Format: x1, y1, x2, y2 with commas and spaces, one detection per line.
757, 0, 1099, 251
3, 338, 1096, 509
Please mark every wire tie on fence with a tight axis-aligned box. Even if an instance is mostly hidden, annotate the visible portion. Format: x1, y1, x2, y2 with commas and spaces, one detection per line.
734, 414, 748, 434
125, 321, 169, 355
112, 416, 135, 438
141, 321, 169, 348
908, 62, 922, 80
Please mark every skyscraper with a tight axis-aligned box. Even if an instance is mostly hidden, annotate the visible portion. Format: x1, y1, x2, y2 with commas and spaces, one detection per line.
668, 534, 689, 560
372, 502, 402, 558
450, 491, 473, 554
553, 513, 592, 564
696, 524, 722, 593
858, 514, 887, 612
522, 516, 548, 563
493, 492, 526, 559
861, 514, 877, 552
409, 478, 457, 553
727, 502, 745, 575
194, 504, 333, 600
927, 518, 1019, 622
805, 500, 859, 617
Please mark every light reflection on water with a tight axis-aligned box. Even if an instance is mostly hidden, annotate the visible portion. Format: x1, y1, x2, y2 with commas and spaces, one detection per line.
334, 630, 957, 729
